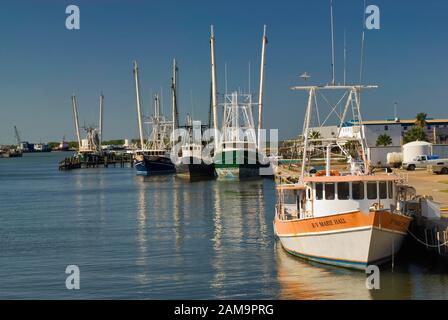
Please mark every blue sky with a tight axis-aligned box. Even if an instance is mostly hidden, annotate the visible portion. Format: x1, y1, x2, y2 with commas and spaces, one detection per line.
0, 0, 447, 144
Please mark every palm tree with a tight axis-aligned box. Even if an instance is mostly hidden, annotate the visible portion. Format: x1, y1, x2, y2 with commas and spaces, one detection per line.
308, 130, 321, 140
415, 113, 427, 129
376, 134, 392, 147
308, 130, 322, 146
403, 127, 427, 144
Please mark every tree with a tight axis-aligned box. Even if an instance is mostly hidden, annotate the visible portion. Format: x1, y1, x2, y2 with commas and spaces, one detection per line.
376, 134, 392, 147
415, 113, 427, 129
308, 130, 321, 140
403, 127, 427, 144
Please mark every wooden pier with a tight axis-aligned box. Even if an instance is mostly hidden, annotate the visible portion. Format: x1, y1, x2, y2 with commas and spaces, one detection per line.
59, 152, 134, 171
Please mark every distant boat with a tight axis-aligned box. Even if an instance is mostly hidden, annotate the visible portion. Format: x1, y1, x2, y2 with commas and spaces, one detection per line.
53, 136, 70, 151
0, 148, 23, 158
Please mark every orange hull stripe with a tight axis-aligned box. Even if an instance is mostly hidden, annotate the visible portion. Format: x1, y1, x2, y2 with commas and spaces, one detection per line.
275, 211, 411, 236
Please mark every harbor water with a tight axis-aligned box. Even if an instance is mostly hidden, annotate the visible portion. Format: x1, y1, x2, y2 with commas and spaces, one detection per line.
1, 152, 448, 299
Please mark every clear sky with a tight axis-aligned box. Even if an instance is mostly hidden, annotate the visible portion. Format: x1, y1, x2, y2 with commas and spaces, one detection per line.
0, 0, 447, 144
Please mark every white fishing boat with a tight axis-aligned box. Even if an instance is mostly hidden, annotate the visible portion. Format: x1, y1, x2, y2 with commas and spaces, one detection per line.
274, 84, 413, 270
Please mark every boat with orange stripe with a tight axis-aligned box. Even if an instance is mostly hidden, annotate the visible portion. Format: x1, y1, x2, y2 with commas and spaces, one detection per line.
274, 81, 414, 270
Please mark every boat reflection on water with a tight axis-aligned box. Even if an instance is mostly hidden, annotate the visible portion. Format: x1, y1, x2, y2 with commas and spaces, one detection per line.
209, 179, 275, 298
275, 241, 371, 299
276, 239, 420, 299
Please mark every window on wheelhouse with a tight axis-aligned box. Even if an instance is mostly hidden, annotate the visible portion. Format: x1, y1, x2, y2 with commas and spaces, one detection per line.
367, 182, 378, 200
337, 182, 350, 200
325, 183, 335, 200
315, 183, 323, 200
388, 181, 394, 199
379, 181, 387, 200
352, 182, 364, 200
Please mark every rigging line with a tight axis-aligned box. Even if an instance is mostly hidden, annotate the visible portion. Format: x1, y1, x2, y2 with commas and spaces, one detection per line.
318, 91, 348, 125
407, 227, 448, 248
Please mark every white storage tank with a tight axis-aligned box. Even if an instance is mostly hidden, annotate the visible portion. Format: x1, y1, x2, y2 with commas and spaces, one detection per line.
387, 152, 403, 167
402, 141, 432, 163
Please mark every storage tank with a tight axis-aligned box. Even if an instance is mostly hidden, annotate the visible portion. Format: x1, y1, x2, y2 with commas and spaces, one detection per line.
402, 141, 432, 163
387, 152, 403, 167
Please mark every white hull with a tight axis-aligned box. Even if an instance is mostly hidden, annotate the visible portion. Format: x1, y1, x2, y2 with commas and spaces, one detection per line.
276, 226, 407, 269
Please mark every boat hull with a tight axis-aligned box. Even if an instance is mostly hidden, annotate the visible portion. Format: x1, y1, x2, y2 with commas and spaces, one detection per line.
274, 211, 412, 270
175, 156, 215, 179
214, 150, 269, 180
134, 155, 176, 176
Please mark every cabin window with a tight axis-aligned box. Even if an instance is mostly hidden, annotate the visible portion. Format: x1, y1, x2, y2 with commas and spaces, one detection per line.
352, 182, 365, 200
388, 181, 394, 199
379, 181, 387, 199
367, 182, 378, 200
325, 183, 335, 200
337, 182, 350, 200
315, 183, 323, 200
307, 188, 311, 200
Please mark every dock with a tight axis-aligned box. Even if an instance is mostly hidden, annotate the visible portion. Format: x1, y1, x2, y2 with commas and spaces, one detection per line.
59, 152, 134, 171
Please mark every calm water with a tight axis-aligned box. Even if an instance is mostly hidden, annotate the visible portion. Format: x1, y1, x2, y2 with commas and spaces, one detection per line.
1, 152, 448, 299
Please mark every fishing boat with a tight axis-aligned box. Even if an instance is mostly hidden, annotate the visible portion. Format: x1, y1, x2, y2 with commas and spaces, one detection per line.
213, 92, 268, 179
133, 94, 176, 176
175, 117, 215, 179
274, 84, 413, 270
132, 61, 176, 176
209, 26, 271, 180
70, 94, 104, 162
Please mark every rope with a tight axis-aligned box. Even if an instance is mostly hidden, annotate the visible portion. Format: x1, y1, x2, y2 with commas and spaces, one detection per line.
407, 227, 448, 248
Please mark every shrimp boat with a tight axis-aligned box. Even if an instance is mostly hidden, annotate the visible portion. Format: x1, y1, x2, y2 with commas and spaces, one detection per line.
274, 84, 413, 270
209, 26, 270, 180
175, 117, 215, 179
132, 61, 176, 176
133, 93, 175, 175
213, 92, 268, 179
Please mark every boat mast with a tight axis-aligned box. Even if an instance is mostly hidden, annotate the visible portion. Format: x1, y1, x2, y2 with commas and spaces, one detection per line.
210, 25, 219, 148
258, 25, 267, 150
99, 93, 104, 148
171, 58, 179, 130
71, 95, 82, 150
133, 61, 145, 150
330, 0, 336, 85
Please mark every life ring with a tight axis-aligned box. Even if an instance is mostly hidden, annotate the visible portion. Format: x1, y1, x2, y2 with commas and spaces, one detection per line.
315, 170, 340, 177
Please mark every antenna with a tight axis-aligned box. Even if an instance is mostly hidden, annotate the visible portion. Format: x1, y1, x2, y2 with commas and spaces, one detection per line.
300, 72, 311, 82
343, 28, 347, 85
225, 62, 228, 95
359, 0, 367, 84
330, 0, 336, 85
248, 61, 251, 94
394, 102, 399, 121
99, 93, 104, 147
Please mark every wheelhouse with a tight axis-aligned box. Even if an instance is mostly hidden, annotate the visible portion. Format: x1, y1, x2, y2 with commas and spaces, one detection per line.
277, 175, 401, 220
